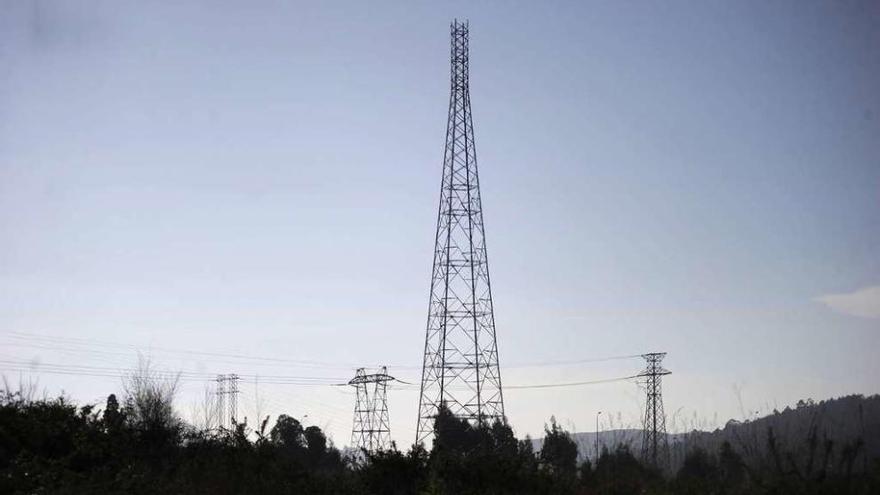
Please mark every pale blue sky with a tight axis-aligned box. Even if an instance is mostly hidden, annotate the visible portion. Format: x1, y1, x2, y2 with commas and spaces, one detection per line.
1, 0, 878, 446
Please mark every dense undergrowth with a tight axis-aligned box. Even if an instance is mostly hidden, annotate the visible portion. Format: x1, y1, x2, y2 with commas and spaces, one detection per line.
1, 384, 878, 494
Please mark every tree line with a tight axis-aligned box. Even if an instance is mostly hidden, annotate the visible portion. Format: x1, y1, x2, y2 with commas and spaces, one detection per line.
1, 378, 878, 494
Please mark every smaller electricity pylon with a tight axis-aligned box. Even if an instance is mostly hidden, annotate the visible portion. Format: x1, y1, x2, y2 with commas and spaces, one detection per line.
215, 374, 240, 430
349, 367, 394, 453
639, 353, 670, 468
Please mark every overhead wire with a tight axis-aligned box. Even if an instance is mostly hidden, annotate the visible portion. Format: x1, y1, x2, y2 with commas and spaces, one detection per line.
2, 340, 644, 445
0, 359, 346, 385
0, 357, 642, 391
2, 330, 642, 373
2, 331, 647, 393
505, 374, 641, 390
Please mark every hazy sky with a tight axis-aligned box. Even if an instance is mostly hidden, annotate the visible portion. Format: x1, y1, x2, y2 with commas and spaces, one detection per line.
2, 1, 879, 447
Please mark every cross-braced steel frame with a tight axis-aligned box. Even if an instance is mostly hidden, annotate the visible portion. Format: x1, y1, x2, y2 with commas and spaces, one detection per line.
639, 353, 670, 468
350, 367, 393, 453
416, 20, 504, 444
215, 373, 240, 430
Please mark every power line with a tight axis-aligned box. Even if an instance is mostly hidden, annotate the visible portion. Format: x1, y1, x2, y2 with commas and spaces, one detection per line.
505, 374, 640, 390
2, 331, 358, 370
0, 359, 345, 385
506, 354, 643, 368
0, 359, 642, 391
2, 331, 643, 373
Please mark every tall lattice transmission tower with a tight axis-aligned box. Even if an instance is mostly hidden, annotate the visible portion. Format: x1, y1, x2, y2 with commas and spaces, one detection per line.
416, 20, 504, 444
639, 353, 670, 467
349, 367, 393, 453
215, 373, 240, 430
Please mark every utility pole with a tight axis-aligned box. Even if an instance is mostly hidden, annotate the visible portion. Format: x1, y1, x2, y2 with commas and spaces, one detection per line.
596, 410, 602, 462
639, 353, 670, 468
416, 19, 505, 444
349, 367, 394, 453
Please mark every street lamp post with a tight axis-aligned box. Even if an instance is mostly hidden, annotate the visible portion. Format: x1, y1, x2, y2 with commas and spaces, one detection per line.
595, 411, 602, 462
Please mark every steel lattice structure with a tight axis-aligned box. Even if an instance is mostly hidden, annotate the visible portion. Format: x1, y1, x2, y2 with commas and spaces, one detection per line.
215, 374, 240, 430
349, 367, 393, 453
416, 20, 504, 444
639, 353, 670, 467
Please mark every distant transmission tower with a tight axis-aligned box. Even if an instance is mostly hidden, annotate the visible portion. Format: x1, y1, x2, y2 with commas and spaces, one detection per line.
639, 353, 670, 467
349, 367, 393, 453
215, 373, 240, 430
417, 19, 504, 444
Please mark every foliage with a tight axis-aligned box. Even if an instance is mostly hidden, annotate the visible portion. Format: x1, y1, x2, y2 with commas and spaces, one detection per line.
539, 416, 578, 491
1, 386, 878, 494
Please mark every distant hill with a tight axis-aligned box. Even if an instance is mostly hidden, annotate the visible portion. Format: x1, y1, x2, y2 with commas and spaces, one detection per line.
532, 429, 643, 462
532, 394, 880, 472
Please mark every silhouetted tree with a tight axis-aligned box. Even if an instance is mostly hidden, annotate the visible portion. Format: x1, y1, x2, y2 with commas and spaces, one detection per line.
305, 425, 327, 461
2, 387, 878, 495
719, 440, 747, 488
360, 442, 428, 495
577, 458, 594, 490
594, 445, 659, 495
270, 414, 304, 449
539, 417, 578, 482
675, 447, 719, 494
